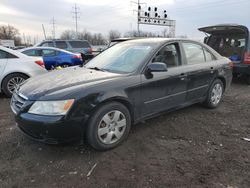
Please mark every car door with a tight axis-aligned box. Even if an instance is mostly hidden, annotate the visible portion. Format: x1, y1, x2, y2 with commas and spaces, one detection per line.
181, 42, 217, 101
41, 49, 58, 69
140, 42, 188, 117
0, 50, 8, 76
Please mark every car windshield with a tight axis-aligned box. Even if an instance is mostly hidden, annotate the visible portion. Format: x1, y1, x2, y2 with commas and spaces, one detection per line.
85, 43, 155, 73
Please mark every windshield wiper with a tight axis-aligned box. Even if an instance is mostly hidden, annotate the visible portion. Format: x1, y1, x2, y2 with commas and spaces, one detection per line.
87, 67, 105, 72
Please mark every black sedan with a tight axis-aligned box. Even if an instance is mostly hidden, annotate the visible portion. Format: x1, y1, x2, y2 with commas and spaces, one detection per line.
10, 38, 232, 150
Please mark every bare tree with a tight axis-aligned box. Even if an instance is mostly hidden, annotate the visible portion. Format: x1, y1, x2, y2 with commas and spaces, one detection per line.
60, 29, 108, 45
108, 30, 121, 41
0, 25, 22, 45
0, 25, 19, 39
124, 30, 158, 38
60, 30, 76, 40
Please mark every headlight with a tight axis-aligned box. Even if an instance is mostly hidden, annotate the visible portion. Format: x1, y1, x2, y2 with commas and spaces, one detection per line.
28, 99, 74, 116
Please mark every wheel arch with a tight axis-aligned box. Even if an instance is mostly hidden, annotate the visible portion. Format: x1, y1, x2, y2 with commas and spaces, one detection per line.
1, 72, 30, 91
91, 97, 135, 123
216, 76, 226, 91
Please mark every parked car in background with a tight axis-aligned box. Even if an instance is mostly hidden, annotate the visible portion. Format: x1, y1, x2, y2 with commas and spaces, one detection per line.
199, 24, 250, 84
20, 47, 84, 70
35, 40, 93, 60
11, 38, 232, 150
0, 46, 46, 97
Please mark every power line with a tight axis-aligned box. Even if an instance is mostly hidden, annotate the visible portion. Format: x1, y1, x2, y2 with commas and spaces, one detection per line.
71, 3, 80, 38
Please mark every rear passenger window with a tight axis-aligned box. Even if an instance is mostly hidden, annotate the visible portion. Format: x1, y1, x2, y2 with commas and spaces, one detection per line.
183, 43, 205, 64
0, 50, 17, 59
0, 50, 8, 59
41, 42, 54, 47
55, 41, 68, 49
42, 49, 56, 56
23, 50, 39, 57
152, 43, 180, 68
69, 41, 91, 48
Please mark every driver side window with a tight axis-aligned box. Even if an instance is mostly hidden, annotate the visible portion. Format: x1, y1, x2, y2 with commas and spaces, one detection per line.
152, 43, 180, 68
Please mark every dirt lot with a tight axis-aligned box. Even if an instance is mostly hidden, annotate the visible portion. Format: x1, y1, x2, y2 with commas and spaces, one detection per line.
0, 79, 250, 188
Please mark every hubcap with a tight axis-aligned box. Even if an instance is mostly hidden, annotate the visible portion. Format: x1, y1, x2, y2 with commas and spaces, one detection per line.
211, 83, 223, 105
97, 110, 127, 145
7, 77, 25, 94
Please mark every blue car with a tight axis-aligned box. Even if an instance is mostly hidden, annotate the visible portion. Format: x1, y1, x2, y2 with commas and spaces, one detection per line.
20, 47, 84, 70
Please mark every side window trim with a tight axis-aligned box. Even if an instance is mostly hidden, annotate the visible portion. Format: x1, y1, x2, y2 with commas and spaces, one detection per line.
151, 42, 182, 68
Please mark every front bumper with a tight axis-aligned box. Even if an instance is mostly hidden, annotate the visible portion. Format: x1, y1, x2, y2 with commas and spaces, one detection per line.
15, 113, 85, 144
233, 63, 250, 75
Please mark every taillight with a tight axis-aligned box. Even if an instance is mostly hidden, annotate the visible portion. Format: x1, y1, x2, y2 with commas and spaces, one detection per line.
228, 61, 234, 69
72, 54, 81, 59
88, 48, 93, 54
35, 60, 45, 68
244, 52, 250, 64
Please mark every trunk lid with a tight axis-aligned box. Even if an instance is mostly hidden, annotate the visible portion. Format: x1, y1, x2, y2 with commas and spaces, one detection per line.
199, 24, 249, 35
199, 24, 249, 64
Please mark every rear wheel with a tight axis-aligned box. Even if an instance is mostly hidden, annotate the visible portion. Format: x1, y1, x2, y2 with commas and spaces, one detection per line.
86, 102, 131, 151
2, 73, 28, 97
246, 75, 250, 85
203, 79, 224, 109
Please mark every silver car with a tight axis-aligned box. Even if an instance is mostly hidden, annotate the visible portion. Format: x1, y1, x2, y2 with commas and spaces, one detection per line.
0, 46, 47, 97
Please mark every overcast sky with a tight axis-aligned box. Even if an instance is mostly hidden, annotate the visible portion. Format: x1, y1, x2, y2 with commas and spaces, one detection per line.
0, 0, 250, 43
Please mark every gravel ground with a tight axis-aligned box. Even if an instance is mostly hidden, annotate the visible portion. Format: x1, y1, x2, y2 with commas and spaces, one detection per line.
0, 79, 249, 188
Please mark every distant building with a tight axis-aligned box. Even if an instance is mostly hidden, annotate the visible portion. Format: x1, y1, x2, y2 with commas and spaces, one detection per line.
0, 39, 15, 48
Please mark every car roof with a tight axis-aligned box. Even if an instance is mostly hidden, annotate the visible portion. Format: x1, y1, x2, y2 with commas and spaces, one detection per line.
20, 47, 75, 54
115, 37, 223, 59
40, 39, 89, 42
117, 37, 197, 45
110, 38, 137, 42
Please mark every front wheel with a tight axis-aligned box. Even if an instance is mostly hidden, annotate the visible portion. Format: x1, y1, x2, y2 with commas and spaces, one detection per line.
203, 79, 224, 109
2, 73, 28, 97
86, 102, 131, 151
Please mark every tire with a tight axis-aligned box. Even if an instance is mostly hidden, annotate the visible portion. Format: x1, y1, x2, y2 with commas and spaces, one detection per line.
247, 75, 250, 85
203, 79, 224, 109
2, 73, 29, 97
86, 102, 131, 151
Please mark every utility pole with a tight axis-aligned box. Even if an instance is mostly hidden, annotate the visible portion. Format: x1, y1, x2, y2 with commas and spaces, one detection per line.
137, 0, 140, 35
51, 17, 56, 39
131, 0, 146, 36
71, 3, 80, 39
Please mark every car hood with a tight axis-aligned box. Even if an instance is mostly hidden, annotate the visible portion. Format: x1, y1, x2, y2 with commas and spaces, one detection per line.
19, 66, 123, 100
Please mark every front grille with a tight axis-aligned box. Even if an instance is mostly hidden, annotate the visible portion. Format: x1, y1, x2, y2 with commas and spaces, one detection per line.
11, 92, 27, 113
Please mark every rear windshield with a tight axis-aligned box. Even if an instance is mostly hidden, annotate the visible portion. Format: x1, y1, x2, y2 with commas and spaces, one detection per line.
69, 41, 91, 48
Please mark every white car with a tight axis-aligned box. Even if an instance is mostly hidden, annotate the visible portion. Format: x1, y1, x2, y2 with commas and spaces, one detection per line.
0, 46, 47, 97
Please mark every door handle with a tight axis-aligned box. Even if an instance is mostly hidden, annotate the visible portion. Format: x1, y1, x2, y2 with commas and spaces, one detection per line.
210, 67, 214, 74
179, 73, 187, 81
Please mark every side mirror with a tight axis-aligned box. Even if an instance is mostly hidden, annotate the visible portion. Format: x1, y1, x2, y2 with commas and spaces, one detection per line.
147, 62, 168, 73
